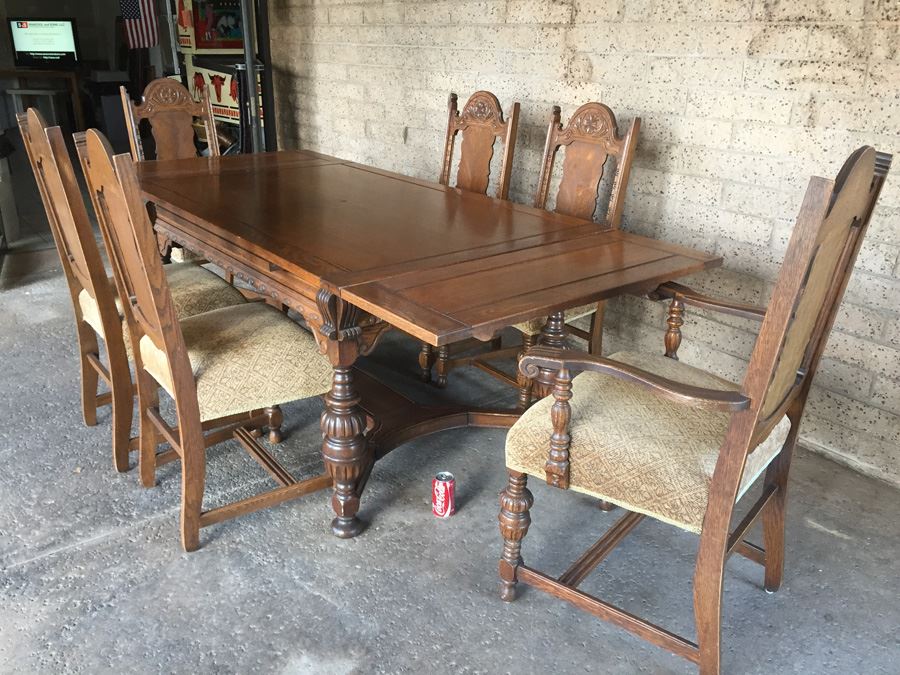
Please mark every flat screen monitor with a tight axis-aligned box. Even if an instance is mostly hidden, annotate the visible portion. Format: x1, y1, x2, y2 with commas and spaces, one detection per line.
8, 18, 79, 69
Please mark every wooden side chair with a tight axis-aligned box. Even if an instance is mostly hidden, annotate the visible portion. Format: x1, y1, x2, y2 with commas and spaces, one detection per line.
418, 90, 520, 385
17, 108, 247, 473
121, 78, 219, 161
498, 146, 890, 674
17, 109, 130, 471
433, 102, 640, 404
74, 129, 288, 450
81, 129, 335, 551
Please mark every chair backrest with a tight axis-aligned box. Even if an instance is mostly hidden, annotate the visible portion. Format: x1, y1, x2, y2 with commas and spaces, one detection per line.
16, 111, 72, 290
744, 147, 888, 431
697, 146, 889, 536
534, 102, 640, 227
18, 109, 117, 327
81, 129, 196, 410
73, 131, 130, 314
121, 78, 220, 162
439, 91, 520, 200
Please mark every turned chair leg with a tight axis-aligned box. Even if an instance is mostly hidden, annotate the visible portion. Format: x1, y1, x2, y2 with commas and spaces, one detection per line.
418, 342, 435, 383
498, 471, 533, 602
77, 324, 100, 427
516, 333, 537, 411
265, 405, 284, 444
434, 345, 449, 388
664, 297, 684, 359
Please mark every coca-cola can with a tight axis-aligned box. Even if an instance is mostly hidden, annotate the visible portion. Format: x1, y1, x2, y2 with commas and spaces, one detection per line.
432, 471, 456, 518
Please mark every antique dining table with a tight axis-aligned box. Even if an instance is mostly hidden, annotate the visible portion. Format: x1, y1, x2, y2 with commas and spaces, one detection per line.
138, 150, 721, 538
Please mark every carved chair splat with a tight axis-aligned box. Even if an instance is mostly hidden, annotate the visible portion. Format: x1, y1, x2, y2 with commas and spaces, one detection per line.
440, 90, 520, 199
121, 78, 220, 162
121, 77, 224, 268
436, 102, 641, 405
498, 146, 891, 674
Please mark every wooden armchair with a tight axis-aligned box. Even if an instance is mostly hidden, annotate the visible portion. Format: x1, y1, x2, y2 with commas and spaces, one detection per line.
81, 129, 335, 551
498, 147, 890, 674
121, 78, 219, 161
432, 103, 640, 404
417, 90, 520, 384
18, 109, 247, 472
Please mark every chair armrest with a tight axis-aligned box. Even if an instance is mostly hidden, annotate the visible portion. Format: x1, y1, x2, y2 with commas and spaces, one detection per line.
651, 282, 767, 321
519, 346, 750, 413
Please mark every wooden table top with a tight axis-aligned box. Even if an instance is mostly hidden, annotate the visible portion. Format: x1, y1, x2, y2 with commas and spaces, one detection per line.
139, 150, 721, 345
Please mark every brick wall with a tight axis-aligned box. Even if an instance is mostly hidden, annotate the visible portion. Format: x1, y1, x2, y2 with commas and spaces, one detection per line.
269, 0, 900, 486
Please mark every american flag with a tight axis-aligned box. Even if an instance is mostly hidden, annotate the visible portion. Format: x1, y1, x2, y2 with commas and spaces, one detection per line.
120, 0, 159, 49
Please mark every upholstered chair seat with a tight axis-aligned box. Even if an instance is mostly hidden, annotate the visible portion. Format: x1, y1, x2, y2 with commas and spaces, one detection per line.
140, 302, 334, 422
506, 351, 790, 533
512, 303, 597, 336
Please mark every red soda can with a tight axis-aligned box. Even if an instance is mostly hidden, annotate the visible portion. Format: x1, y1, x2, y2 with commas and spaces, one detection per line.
432, 471, 456, 518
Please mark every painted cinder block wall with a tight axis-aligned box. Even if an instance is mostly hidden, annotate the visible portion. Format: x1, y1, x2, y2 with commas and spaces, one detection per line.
269, 0, 900, 486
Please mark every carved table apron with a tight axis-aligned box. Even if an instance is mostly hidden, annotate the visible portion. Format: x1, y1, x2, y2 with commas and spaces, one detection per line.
138, 150, 721, 538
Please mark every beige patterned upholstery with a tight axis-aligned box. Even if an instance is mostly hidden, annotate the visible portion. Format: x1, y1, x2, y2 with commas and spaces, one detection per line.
164, 262, 246, 317
513, 302, 597, 335
506, 351, 791, 533
77, 263, 244, 355
140, 302, 333, 422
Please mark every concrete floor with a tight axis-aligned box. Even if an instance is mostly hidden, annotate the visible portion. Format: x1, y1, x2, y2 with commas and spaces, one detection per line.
1, 152, 899, 673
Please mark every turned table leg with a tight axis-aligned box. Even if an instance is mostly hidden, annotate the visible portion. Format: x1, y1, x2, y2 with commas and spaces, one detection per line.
516, 333, 537, 411
532, 310, 567, 399
321, 365, 368, 538
316, 288, 376, 539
